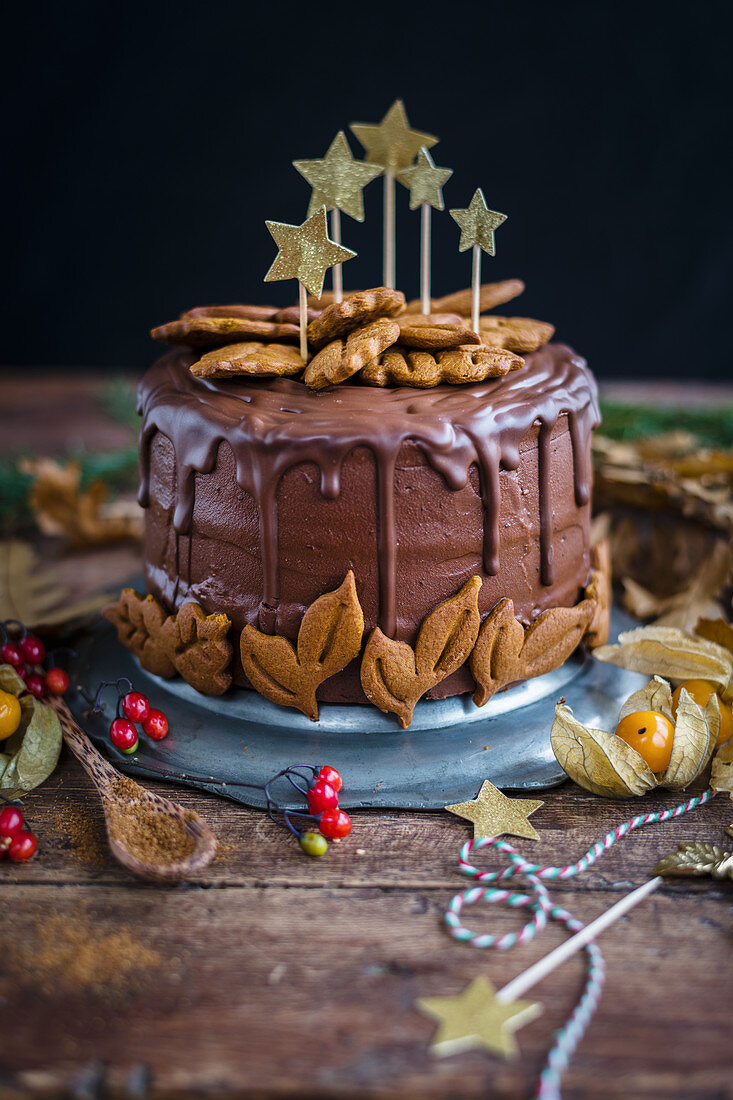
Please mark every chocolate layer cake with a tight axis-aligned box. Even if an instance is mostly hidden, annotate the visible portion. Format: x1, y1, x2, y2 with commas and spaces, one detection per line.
136, 340, 600, 705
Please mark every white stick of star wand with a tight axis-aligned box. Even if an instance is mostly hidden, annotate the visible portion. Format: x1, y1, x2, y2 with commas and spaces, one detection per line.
264, 207, 356, 368
330, 208, 343, 304
495, 876, 661, 1007
396, 148, 452, 316
450, 188, 507, 336
383, 171, 396, 289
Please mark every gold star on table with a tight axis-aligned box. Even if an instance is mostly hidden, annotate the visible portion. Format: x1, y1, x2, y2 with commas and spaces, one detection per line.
264, 206, 356, 300
445, 780, 543, 841
293, 131, 383, 222
350, 99, 437, 173
396, 146, 452, 211
449, 188, 507, 256
417, 976, 542, 1059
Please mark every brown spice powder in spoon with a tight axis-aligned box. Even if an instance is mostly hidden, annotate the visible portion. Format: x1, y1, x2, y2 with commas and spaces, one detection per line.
105, 775, 197, 864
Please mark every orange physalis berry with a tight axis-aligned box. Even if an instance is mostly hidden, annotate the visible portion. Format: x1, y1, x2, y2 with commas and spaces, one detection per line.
671, 680, 733, 746
614, 710, 675, 773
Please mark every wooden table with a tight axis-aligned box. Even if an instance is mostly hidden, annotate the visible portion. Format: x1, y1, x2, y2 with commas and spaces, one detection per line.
1, 376, 731, 1099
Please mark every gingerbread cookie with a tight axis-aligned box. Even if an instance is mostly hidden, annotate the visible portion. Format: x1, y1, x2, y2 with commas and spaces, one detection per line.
307, 287, 405, 349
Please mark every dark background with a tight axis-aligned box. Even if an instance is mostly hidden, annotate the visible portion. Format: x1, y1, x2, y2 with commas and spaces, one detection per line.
2, 0, 732, 378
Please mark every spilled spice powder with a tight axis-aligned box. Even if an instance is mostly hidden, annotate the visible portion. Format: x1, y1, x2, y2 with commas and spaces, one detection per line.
53, 800, 107, 868
11, 912, 162, 996
105, 775, 197, 864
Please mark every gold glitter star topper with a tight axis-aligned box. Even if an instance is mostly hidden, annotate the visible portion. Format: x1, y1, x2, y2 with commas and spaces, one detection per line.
450, 187, 507, 255
418, 975, 541, 1059
293, 131, 383, 221
265, 206, 356, 357
449, 189, 509, 332
351, 100, 438, 289
396, 146, 452, 211
397, 146, 453, 313
445, 779, 543, 841
351, 99, 436, 173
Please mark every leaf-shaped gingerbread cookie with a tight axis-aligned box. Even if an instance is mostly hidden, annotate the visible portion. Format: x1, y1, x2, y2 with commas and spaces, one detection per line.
240, 572, 364, 720
104, 588, 177, 678
360, 576, 482, 728
161, 602, 233, 696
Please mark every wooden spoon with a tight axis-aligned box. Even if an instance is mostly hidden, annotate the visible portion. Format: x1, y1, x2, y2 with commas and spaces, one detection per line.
48, 697, 218, 882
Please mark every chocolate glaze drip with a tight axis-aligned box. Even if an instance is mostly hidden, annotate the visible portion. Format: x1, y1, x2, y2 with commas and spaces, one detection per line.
138, 344, 599, 637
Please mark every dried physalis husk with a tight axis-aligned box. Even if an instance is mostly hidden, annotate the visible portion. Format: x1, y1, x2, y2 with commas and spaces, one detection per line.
474, 316, 555, 354
360, 576, 481, 728
151, 315, 301, 348
550, 677, 720, 798
304, 319, 400, 390
240, 572, 364, 721
594, 626, 733, 703
361, 345, 524, 388
190, 342, 305, 380
404, 279, 525, 315
307, 287, 405, 348
711, 733, 733, 798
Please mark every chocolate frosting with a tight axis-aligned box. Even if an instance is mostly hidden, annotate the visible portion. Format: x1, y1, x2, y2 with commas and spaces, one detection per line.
138, 344, 598, 646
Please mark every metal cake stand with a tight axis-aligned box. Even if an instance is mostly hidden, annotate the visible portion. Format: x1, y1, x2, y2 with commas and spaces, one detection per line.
65, 606, 645, 810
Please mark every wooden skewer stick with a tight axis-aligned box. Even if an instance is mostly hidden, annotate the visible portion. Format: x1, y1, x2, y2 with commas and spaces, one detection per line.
330, 207, 343, 304
495, 877, 662, 1005
384, 171, 396, 289
420, 203, 431, 315
298, 282, 308, 362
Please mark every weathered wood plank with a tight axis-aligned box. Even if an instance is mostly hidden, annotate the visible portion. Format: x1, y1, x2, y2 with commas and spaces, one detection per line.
1, 883, 729, 1099
7, 753, 732, 895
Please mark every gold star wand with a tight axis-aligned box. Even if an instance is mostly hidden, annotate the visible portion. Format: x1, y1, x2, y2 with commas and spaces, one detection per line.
450, 188, 508, 333
351, 100, 436, 290
265, 207, 356, 360
397, 147, 452, 315
293, 131, 382, 304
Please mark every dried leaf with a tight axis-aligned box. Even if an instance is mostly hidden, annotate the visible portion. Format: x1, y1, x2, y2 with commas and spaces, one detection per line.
655, 842, 730, 877
0, 696, 62, 792
241, 572, 364, 721
550, 703, 657, 798
21, 458, 142, 547
361, 576, 482, 728
594, 626, 733, 701
0, 540, 109, 630
661, 689, 718, 789
0, 664, 26, 696
695, 616, 733, 655
711, 735, 733, 798
621, 541, 733, 630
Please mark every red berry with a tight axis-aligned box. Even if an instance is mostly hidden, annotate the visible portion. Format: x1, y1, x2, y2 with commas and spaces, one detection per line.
121, 691, 150, 722
1, 643, 23, 669
8, 830, 37, 861
142, 709, 168, 739
318, 808, 352, 839
110, 718, 139, 753
25, 673, 46, 699
317, 765, 343, 793
45, 668, 70, 695
307, 779, 339, 815
0, 805, 24, 840
20, 635, 45, 665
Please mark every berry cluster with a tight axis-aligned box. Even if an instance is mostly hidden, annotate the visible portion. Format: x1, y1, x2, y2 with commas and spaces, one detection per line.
1, 620, 71, 699
264, 764, 352, 857
91, 678, 169, 755
0, 799, 37, 862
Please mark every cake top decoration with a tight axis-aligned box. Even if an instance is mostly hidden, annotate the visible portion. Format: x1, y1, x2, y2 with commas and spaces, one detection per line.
293, 130, 383, 222
396, 147, 452, 212
350, 99, 437, 174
